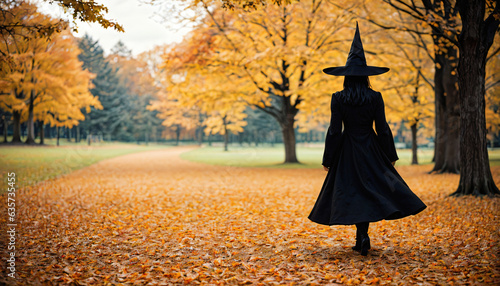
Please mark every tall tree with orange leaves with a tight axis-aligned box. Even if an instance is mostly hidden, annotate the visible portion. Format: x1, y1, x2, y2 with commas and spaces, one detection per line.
0, 2, 100, 144
0, 0, 123, 66
155, 0, 358, 162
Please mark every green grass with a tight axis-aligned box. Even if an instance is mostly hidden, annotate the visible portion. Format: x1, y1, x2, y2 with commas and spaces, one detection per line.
2, 139, 498, 194
489, 149, 500, 166
0, 142, 169, 193
182, 144, 500, 168
181, 144, 325, 168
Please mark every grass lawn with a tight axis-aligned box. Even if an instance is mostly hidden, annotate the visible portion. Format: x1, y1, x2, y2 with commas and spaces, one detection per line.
2, 139, 499, 193
0, 141, 170, 192
181, 144, 500, 168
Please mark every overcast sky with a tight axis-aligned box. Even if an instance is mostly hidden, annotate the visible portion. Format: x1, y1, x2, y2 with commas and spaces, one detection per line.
38, 0, 192, 56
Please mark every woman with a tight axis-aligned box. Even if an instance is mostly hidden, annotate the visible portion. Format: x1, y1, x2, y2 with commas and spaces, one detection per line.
308, 23, 427, 256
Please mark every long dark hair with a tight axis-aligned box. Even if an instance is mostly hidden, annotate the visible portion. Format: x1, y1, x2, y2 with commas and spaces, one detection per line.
338, 76, 375, 105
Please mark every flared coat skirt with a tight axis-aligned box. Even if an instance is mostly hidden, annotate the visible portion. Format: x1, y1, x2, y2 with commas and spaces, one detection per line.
308, 130, 427, 225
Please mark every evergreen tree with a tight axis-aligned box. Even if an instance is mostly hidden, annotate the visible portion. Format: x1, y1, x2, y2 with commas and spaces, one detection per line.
77, 34, 131, 143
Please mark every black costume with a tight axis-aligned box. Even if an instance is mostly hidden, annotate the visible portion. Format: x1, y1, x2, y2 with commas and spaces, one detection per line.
308, 23, 426, 254
308, 89, 426, 225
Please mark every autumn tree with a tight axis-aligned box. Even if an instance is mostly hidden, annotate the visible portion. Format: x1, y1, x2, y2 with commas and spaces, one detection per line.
372, 0, 499, 194
0, 0, 123, 65
147, 42, 202, 145
163, 0, 357, 163
197, 74, 249, 151
0, 2, 100, 144
451, 0, 500, 196
148, 33, 245, 148
377, 33, 434, 165
109, 41, 163, 144
338, 0, 458, 173
485, 47, 500, 147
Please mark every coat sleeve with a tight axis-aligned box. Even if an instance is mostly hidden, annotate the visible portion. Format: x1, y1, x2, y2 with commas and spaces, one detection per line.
374, 92, 399, 162
322, 94, 343, 168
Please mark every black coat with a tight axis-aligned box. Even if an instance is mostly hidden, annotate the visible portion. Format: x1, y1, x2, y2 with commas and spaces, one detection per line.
308, 91, 426, 225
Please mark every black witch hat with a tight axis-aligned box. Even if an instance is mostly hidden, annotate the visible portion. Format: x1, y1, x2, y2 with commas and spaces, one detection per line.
323, 23, 389, 76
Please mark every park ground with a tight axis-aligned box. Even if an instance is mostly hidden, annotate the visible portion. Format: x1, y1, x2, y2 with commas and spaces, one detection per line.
0, 144, 499, 285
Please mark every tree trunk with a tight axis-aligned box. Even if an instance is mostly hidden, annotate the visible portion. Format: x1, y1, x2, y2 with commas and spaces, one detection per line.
3, 115, 8, 143
11, 111, 22, 143
281, 114, 299, 163
25, 90, 36, 144
452, 0, 500, 196
67, 127, 71, 142
418, 0, 461, 173
39, 121, 45, 145
442, 47, 460, 173
175, 125, 181, 146
253, 130, 259, 147
431, 49, 460, 173
76, 125, 80, 142
223, 116, 229, 152
34, 120, 38, 140
56, 126, 60, 146
411, 123, 418, 165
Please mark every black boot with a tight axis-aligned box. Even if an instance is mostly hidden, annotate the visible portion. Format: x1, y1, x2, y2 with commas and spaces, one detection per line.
360, 235, 370, 256
353, 222, 370, 254
352, 227, 362, 251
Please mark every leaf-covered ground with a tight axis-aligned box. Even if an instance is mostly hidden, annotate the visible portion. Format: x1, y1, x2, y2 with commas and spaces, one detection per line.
1, 147, 499, 285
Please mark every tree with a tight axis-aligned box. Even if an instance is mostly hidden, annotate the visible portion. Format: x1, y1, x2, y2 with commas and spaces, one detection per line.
109, 42, 162, 144
146, 43, 205, 145
0, 2, 100, 144
485, 46, 500, 147
148, 30, 246, 147
0, 0, 123, 66
165, 0, 356, 163
342, 0, 460, 173
200, 77, 248, 151
380, 42, 434, 165
451, 0, 500, 196
242, 107, 282, 146
77, 35, 131, 143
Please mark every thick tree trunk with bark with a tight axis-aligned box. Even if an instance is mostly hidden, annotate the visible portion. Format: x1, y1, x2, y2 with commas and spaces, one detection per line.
281, 113, 298, 163
11, 110, 22, 143
442, 49, 460, 173
411, 123, 418, 165
452, 0, 500, 196
40, 122, 45, 145
431, 49, 460, 173
25, 89, 36, 144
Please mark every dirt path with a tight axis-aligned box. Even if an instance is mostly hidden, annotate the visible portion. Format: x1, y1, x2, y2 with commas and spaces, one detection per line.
1, 147, 499, 285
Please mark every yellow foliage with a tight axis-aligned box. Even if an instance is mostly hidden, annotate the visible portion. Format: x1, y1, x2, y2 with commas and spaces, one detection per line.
0, 2, 101, 128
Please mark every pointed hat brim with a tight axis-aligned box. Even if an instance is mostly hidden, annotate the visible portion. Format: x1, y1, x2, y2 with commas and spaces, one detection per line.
323, 22, 389, 76
323, 65, 389, 76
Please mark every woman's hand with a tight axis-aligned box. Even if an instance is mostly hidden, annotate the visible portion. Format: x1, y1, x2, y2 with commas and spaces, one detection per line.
323, 166, 329, 172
